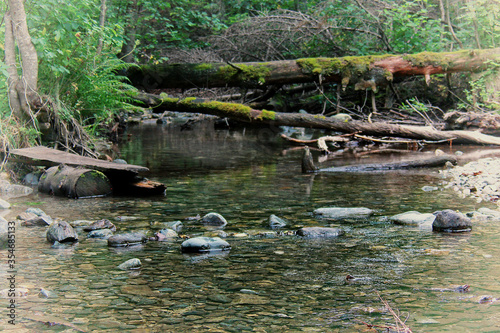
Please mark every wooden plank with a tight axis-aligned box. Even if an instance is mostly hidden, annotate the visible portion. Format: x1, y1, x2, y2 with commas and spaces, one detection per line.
9, 147, 149, 173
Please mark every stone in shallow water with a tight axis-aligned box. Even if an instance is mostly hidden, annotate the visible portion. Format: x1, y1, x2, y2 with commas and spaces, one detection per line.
313, 207, 373, 219
87, 229, 113, 239
432, 209, 472, 232
181, 236, 231, 253
118, 258, 142, 270
107, 232, 148, 247
268, 214, 287, 229
296, 227, 344, 238
389, 211, 436, 229
201, 212, 228, 227
83, 219, 116, 232
46, 220, 79, 244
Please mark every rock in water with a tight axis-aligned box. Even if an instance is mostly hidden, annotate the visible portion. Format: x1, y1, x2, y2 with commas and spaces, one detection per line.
313, 207, 373, 219
181, 237, 231, 253
432, 209, 472, 232
301, 146, 318, 173
269, 214, 288, 229
87, 229, 113, 239
201, 212, 228, 227
46, 221, 79, 244
389, 211, 436, 229
83, 219, 117, 232
118, 258, 142, 270
108, 232, 148, 247
296, 227, 344, 238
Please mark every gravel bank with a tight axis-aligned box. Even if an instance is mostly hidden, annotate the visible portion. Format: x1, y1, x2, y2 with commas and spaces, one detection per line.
440, 157, 500, 204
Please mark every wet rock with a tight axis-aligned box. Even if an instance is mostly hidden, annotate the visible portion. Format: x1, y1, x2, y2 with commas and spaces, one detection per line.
162, 221, 183, 232
313, 207, 373, 220
23, 172, 40, 186
118, 258, 142, 270
200, 212, 228, 227
296, 227, 345, 238
17, 212, 37, 221
0, 180, 33, 198
83, 219, 117, 232
88, 229, 114, 239
21, 215, 53, 227
432, 209, 472, 232
108, 232, 148, 247
389, 211, 436, 229
181, 236, 231, 253
467, 207, 500, 221
46, 220, 79, 244
0, 198, 11, 209
39, 288, 57, 298
70, 220, 94, 227
151, 228, 178, 241
268, 214, 287, 229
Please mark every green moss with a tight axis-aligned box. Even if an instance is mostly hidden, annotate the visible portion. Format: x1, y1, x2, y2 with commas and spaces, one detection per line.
218, 63, 271, 85
194, 63, 214, 71
296, 58, 344, 76
258, 109, 276, 120
402, 50, 470, 70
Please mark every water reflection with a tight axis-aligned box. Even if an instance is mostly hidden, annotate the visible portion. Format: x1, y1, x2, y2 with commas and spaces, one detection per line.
0, 121, 499, 332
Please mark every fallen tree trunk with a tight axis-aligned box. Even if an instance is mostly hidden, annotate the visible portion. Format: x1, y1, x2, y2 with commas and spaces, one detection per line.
127, 48, 500, 90
138, 95, 500, 145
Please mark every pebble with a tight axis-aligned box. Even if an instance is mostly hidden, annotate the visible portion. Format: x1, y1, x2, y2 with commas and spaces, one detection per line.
440, 158, 500, 204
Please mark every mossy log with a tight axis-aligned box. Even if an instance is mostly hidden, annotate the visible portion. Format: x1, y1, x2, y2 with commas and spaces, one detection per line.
136, 95, 500, 145
127, 48, 500, 90
38, 164, 112, 199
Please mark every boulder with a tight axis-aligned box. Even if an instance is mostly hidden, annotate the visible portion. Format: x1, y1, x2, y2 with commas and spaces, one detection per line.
118, 258, 142, 270
46, 221, 79, 244
181, 236, 231, 253
313, 207, 373, 220
389, 211, 436, 229
296, 227, 345, 238
432, 209, 472, 232
268, 214, 287, 229
83, 219, 117, 232
108, 232, 148, 247
201, 212, 228, 227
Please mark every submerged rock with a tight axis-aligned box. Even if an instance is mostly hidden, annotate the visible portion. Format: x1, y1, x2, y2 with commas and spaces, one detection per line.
87, 229, 114, 239
161, 221, 183, 232
181, 236, 231, 253
432, 209, 472, 233
268, 214, 287, 229
200, 212, 228, 227
0, 198, 11, 209
151, 228, 178, 241
389, 211, 436, 229
83, 219, 117, 232
296, 227, 345, 238
118, 258, 142, 270
46, 220, 79, 244
108, 232, 148, 247
313, 207, 373, 220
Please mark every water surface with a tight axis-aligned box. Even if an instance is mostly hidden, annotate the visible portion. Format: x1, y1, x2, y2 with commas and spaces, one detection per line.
1, 120, 499, 332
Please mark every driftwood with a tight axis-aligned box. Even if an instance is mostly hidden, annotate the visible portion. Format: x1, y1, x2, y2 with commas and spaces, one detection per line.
136, 95, 500, 146
301, 147, 457, 173
127, 48, 500, 90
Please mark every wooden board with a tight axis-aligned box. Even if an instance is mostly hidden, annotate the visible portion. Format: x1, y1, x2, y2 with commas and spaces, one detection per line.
9, 146, 149, 173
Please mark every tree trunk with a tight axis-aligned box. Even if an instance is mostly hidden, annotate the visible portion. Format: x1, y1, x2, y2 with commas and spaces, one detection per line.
137, 94, 500, 145
127, 48, 500, 90
5, 0, 39, 120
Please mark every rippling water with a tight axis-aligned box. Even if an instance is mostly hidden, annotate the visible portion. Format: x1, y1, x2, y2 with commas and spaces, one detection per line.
1, 120, 499, 332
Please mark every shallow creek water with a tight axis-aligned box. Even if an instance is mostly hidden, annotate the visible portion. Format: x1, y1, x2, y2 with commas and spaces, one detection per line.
1, 120, 500, 332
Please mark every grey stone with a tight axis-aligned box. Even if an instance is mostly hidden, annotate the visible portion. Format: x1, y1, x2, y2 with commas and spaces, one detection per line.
389, 211, 436, 229
269, 214, 287, 229
83, 219, 116, 232
296, 227, 344, 238
118, 258, 142, 270
0, 199, 10, 209
108, 232, 148, 247
432, 209, 472, 232
46, 220, 79, 244
313, 207, 373, 219
181, 236, 231, 253
201, 212, 227, 227
88, 229, 114, 239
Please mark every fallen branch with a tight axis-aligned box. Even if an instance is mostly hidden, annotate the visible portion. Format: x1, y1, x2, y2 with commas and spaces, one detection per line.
136, 94, 500, 146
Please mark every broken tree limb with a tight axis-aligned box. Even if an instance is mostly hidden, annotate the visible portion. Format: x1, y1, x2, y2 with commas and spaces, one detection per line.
137, 95, 500, 145
127, 48, 500, 91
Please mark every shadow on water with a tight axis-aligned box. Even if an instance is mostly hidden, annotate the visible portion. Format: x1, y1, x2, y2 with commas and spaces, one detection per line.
1, 120, 500, 332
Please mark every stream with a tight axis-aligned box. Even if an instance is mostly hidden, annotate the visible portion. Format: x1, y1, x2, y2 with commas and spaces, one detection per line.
1, 119, 500, 332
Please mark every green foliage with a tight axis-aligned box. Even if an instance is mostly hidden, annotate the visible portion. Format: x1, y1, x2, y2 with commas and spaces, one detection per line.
459, 0, 500, 49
